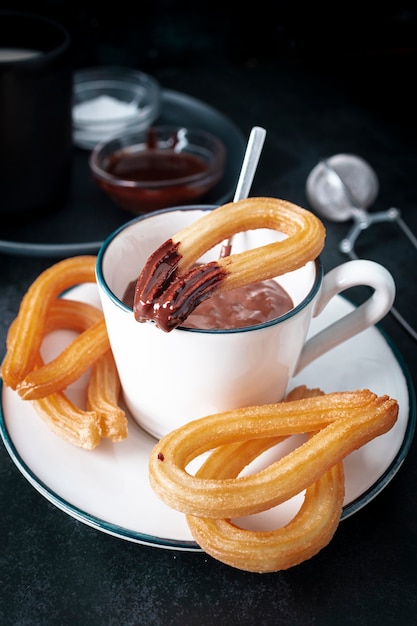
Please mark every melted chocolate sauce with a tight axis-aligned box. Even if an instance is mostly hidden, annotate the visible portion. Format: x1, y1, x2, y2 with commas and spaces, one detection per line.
124, 277, 293, 330
184, 279, 293, 329
132, 239, 228, 332
106, 149, 207, 183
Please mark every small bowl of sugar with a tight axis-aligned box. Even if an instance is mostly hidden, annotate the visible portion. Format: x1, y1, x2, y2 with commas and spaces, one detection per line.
72, 66, 161, 150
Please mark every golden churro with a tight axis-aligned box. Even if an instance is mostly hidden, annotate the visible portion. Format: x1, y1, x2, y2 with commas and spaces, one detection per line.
134, 198, 326, 331
17, 318, 109, 400
149, 389, 397, 518
1, 256, 127, 449
2, 255, 97, 389
187, 461, 344, 573
87, 349, 128, 442
148, 388, 398, 572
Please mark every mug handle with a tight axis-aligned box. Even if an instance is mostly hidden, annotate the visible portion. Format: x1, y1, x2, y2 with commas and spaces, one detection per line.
294, 259, 396, 375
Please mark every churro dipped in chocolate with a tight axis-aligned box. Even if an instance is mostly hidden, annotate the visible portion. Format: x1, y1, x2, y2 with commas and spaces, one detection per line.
134, 198, 326, 331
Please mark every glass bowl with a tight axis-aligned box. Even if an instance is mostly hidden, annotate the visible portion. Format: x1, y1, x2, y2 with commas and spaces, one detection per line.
72, 66, 161, 149
89, 126, 227, 214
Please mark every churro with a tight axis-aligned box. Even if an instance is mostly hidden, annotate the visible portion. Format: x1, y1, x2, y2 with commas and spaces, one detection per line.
2, 256, 97, 389
1, 256, 127, 449
148, 388, 398, 572
134, 198, 326, 331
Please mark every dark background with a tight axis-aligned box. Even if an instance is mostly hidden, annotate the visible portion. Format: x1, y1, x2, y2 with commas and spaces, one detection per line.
2, 1, 416, 68
1, 2, 416, 136
1, 3, 417, 625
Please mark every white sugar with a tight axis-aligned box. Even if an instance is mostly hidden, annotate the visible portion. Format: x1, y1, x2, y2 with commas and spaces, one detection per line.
73, 95, 138, 122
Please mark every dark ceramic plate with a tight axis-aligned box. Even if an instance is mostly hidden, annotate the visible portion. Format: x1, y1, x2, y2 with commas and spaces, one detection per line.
0, 89, 246, 258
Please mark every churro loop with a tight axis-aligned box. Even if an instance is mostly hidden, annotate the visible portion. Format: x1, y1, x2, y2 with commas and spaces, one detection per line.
30, 361, 102, 451
148, 389, 398, 519
5, 287, 110, 401
16, 317, 109, 400
134, 198, 326, 331
31, 297, 126, 448
184, 387, 343, 572
44, 298, 104, 332
87, 348, 127, 442
149, 387, 397, 571
1, 257, 128, 449
187, 461, 344, 573
2, 255, 97, 389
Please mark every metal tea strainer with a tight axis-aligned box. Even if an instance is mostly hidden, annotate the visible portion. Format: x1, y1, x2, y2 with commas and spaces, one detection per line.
306, 153, 417, 341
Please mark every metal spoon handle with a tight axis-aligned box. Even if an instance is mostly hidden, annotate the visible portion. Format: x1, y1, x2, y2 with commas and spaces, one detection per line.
220, 126, 266, 257
233, 126, 266, 202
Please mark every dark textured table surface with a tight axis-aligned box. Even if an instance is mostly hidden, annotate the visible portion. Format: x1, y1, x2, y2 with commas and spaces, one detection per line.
1, 4, 417, 624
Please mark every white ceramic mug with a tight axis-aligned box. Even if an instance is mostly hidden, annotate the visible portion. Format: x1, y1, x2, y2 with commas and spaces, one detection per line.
96, 205, 395, 439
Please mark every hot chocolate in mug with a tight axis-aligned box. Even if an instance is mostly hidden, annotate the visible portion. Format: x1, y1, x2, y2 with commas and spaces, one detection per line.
96, 205, 395, 439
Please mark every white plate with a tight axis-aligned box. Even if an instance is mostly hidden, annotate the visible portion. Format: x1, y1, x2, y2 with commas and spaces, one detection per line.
0, 284, 415, 551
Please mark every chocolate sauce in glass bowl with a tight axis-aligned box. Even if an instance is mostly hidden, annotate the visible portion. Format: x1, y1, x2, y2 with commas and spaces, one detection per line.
106, 149, 207, 182
123, 278, 293, 330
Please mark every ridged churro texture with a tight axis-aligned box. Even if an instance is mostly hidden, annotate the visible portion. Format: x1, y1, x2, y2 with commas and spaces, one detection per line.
149, 387, 398, 572
1, 256, 127, 450
134, 198, 326, 331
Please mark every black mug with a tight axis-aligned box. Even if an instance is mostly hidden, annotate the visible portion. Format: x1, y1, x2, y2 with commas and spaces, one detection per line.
0, 11, 73, 217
